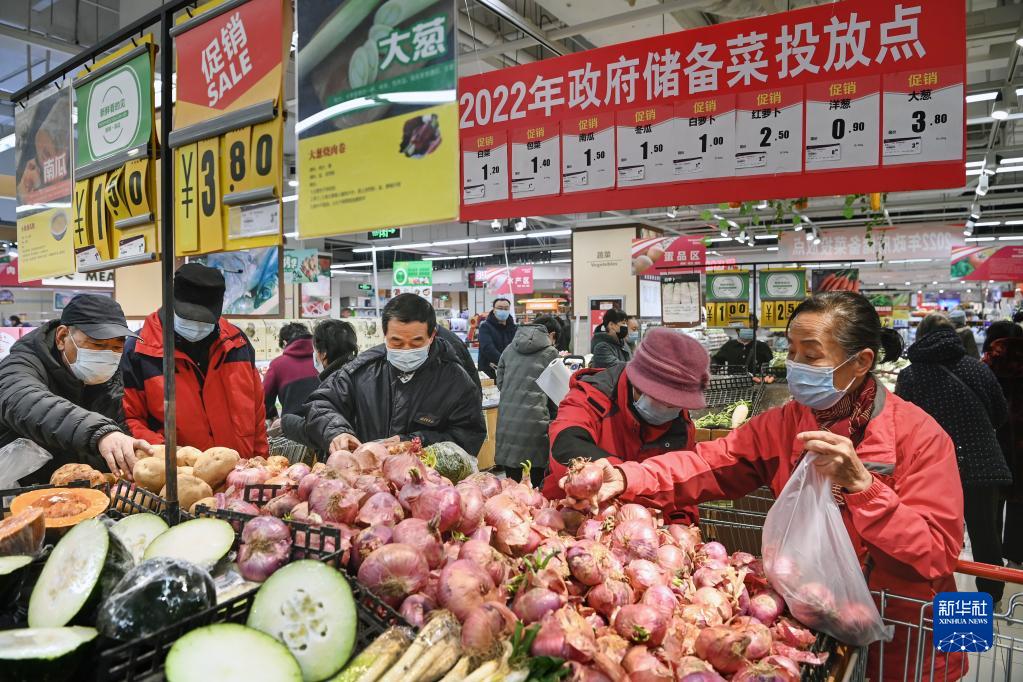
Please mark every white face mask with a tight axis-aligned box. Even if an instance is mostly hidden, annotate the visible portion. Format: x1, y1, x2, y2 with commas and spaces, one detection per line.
387, 343, 430, 373
313, 352, 325, 373
64, 335, 121, 385
174, 313, 216, 342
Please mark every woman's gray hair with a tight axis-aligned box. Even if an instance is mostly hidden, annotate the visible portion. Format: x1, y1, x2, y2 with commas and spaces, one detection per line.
916, 313, 954, 339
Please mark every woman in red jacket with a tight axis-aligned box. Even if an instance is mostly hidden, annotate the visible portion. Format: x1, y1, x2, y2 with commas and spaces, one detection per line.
564, 292, 966, 681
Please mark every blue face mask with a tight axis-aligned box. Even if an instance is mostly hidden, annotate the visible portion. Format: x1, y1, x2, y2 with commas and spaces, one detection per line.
633, 394, 680, 425
313, 352, 325, 374
388, 343, 430, 373
785, 355, 858, 410
627, 332, 640, 343
738, 329, 755, 343
494, 309, 511, 322
174, 313, 216, 343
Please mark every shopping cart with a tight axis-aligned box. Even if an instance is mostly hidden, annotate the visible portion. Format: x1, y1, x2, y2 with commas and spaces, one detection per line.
698, 494, 1023, 682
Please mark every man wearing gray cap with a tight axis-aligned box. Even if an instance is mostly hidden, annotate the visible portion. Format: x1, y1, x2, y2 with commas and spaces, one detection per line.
0, 294, 153, 483
949, 309, 980, 359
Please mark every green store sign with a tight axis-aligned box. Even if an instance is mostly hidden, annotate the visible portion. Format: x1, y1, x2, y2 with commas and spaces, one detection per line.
75, 51, 152, 166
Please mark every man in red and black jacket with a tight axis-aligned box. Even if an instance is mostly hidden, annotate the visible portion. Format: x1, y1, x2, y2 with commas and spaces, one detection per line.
543, 328, 710, 522
120, 264, 268, 458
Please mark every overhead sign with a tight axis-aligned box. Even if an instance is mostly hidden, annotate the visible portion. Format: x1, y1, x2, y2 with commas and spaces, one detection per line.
951, 245, 1023, 282
42, 270, 115, 288
458, 0, 965, 221
706, 270, 750, 328
631, 236, 707, 275
475, 266, 534, 295
779, 223, 963, 262
759, 268, 807, 328
75, 51, 152, 167
296, 0, 459, 237
15, 85, 75, 281
393, 260, 433, 300
368, 228, 402, 241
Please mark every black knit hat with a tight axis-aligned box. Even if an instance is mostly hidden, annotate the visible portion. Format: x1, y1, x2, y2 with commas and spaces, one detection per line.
173, 263, 225, 324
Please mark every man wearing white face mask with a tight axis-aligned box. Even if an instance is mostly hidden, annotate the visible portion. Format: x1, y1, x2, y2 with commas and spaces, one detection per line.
121, 264, 268, 459
304, 294, 486, 456
0, 294, 153, 483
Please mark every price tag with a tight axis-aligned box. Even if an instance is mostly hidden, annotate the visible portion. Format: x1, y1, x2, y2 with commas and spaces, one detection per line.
174, 144, 200, 253
123, 158, 151, 218
674, 95, 736, 180
805, 77, 880, 171
616, 104, 676, 187
75, 246, 102, 270
72, 178, 92, 250
197, 136, 223, 252
104, 168, 132, 225
90, 171, 112, 259
706, 301, 750, 328
117, 234, 147, 258
761, 300, 799, 329
735, 87, 803, 176
882, 66, 963, 165
249, 117, 282, 192
562, 113, 615, 193
511, 123, 560, 198
462, 131, 509, 204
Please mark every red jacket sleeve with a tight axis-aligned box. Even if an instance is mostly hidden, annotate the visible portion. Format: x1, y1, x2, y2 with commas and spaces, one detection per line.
842, 418, 964, 583
251, 365, 269, 458
121, 349, 165, 445
617, 404, 789, 509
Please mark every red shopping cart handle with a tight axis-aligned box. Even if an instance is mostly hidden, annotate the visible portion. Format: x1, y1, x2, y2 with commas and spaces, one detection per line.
955, 559, 1023, 585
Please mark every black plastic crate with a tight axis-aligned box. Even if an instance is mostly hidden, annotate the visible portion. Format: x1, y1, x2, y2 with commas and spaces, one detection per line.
109, 480, 170, 518
190, 505, 343, 565
242, 482, 286, 505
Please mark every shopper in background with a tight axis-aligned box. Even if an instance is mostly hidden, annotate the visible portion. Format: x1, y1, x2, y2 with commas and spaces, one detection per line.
340, 308, 354, 319
712, 326, 773, 372
984, 332, 1023, 571
0, 295, 152, 483
7, 315, 24, 328
624, 315, 640, 353
566, 292, 966, 681
544, 328, 708, 522
555, 313, 573, 353
495, 316, 561, 487
263, 323, 318, 422
982, 319, 1022, 359
477, 297, 516, 379
304, 294, 486, 455
950, 308, 980, 358
122, 264, 268, 458
895, 314, 1010, 603
589, 308, 631, 368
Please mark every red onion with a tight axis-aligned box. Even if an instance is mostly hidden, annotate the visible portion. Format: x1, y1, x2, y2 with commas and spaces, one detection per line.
484, 493, 531, 552
351, 524, 393, 571
666, 524, 701, 554
789, 581, 837, 624
353, 474, 391, 495
357, 543, 429, 607
397, 468, 426, 512
356, 492, 404, 527
613, 604, 667, 646
656, 544, 691, 576
566, 663, 612, 682
748, 590, 785, 626
421, 570, 441, 604
617, 503, 655, 526
693, 566, 728, 589
760, 655, 801, 680
411, 484, 461, 533
438, 559, 498, 621
297, 472, 321, 502
454, 482, 485, 534
612, 519, 659, 561
770, 618, 817, 648
533, 507, 566, 532
621, 645, 671, 677
263, 490, 300, 518
731, 659, 799, 682
586, 579, 634, 620
382, 453, 427, 489
530, 608, 596, 663
692, 587, 734, 622
308, 479, 364, 525
226, 464, 271, 489
563, 459, 603, 500
512, 587, 566, 623
463, 471, 502, 498
566, 540, 615, 587
699, 542, 728, 562
506, 481, 545, 508
576, 519, 604, 541
458, 539, 508, 586
399, 593, 435, 629
353, 441, 389, 470
289, 501, 323, 526
391, 518, 443, 569
676, 656, 727, 682
625, 559, 665, 594
731, 551, 757, 568
213, 493, 260, 516
731, 616, 772, 659
641, 584, 678, 616
559, 507, 585, 534
694, 626, 751, 674
470, 525, 493, 543
462, 602, 516, 652
284, 463, 311, 482
325, 450, 359, 472
237, 516, 292, 582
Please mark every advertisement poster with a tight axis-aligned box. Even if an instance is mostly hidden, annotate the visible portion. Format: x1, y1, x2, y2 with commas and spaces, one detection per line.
392, 260, 433, 300
759, 268, 806, 329
661, 273, 701, 327
300, 278, 332, 318
296, 0, 458, 236
812, 268, 861, 292
631, 236, 707, 276
475, 266, 534, 295
15, 86, 75, 281
780, 224, 963, 262
284, 249, 329, 284
459, 0, 965, 221
194, 246, 280, 315
951, 245, 1023, 282
705, 270, 750, 327
589, 296, 624, 335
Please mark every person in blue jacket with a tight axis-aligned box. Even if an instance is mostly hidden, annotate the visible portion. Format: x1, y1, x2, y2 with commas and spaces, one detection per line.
477, 297, 516, 379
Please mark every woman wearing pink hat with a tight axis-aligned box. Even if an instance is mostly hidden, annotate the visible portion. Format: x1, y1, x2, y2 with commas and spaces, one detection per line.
560, 292, 966, 682
542, 326, 711, 523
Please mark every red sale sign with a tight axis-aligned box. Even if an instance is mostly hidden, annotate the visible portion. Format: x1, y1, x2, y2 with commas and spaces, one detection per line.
951, 245, 1023, 282
476, 266, 535, 295
632, 237, 707, 275
459, 0, 965, 221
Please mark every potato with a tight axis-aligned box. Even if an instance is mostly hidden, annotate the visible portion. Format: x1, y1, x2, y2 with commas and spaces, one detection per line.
161, 474, 213, 512
177, 446, 203, 467
50, 463, 105, 487
178, 466, 195, 477
136, 444, 164, 461
189, 496, 217, 514
133, 458, 166, 493
193, 447, 241, 488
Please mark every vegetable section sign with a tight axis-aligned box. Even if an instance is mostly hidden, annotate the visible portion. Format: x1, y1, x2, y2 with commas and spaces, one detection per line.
706, 270, 751, 328
759, 268, 807, 329
458, 0, 965, 221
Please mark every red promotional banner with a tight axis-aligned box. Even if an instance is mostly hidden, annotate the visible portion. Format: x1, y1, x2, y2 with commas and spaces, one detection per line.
476, 266, 535, 295
951, 245, 1023, 282
459, 0, 965, 221
631, 236, 707, 275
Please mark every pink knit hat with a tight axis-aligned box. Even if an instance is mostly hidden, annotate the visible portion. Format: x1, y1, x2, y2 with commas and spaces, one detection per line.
627, 328, 710, 409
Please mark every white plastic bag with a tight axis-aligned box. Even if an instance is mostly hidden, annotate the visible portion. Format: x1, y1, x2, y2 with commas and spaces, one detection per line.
0, 438, 53, 487
535, 357, 572, 404
762, 454, 891, 646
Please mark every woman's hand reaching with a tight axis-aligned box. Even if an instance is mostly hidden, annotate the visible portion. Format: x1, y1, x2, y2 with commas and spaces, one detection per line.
559, 458, 627, 511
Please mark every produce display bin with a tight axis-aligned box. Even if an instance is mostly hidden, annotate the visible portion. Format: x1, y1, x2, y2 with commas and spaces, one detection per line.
242, 482, 286, 505
109, 480, 169, 517
700, 372, 766, 416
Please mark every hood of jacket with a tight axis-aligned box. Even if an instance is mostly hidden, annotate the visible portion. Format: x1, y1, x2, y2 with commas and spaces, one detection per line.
908, 328, 965, 364
283, 337, 314, 359
511, 325, 552, 355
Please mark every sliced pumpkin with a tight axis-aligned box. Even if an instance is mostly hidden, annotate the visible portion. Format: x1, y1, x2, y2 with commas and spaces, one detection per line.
49, 463, 106, 488
0, 507, 45, 556
11, 488, 110, 529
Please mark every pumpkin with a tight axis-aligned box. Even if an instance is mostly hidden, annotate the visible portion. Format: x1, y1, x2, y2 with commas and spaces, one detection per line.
10, 488, 110, 529
0, 507, 46, 556
49, 463, 105, 488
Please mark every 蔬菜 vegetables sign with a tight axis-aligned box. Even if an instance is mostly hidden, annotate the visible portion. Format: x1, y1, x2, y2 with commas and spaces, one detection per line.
458, 0, 966, 220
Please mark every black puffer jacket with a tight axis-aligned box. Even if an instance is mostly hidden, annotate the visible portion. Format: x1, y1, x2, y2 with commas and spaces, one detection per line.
895, 327, 1011, 486
303, 337, 486, 455
0, 321, 125, 483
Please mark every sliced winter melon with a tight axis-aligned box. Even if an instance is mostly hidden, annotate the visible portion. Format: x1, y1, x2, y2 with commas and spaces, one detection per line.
0, 626, 98, 682
28, 518, 131, 627
143, 517, 235, 569
110, 513, 169, 564
165, 623, 302, 682
0, 507, 45, 556
0, 554, 33, 604
247, 560, 357, 681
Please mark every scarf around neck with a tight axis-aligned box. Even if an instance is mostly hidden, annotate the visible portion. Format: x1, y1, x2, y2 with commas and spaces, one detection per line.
812, 373, 877, 448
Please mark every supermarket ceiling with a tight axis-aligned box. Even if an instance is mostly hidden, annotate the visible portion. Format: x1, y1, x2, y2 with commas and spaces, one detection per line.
1, 0, 1023, 259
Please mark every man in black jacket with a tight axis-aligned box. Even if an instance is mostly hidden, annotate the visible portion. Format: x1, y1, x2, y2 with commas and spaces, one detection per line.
477, 297, 516, 379
304, 294, 486, 455
0, 295, 153, 483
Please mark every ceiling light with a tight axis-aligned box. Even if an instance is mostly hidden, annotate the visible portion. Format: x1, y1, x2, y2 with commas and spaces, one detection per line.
992, 100, 1011, 120
917, 290, 923, 294
720, 230, 729, 237
805, 231, 813, 241
999, 235, 1023, 240
965, 160, 985, 168
794, 223, 803, 232
905, 281, 911, 286
549, 248, 572, 253
0, 134, 14, 153
548, 259, 572, 264
939, 289, 945, 294
966, 289, 972, 293
975, 221, 1001, 226
727, 220, 740, 230
532, 229, 571, 237
932, 281, 939, 285
514, 218, 527, 231
288, 180, 298, 187
490, 219, 502, 230
966, 91, 999, 103
1004, 219, 1023, 226
812, 236, 821, 245
707, 237, 733, 243
878, 282, 885, 287
432, 238, 478, 246
966, 237, 996, 242
757, 200, 769, 210
330, 262, 374, 269
478, 234, 527, 242
666, 207, 678, 219
966, 169, 984, 176
766, 247, 779, 251
754, 234, 776, 240
282, 195, 297, 203
990, 279, 996, 283
977, 173, 990, 196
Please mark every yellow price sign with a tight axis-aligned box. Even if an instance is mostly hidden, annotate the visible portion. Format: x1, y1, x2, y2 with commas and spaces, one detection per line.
175, 144, 200, 254
706, 301, 750, 327
221, 126, 256, 196
197, 136, 224, 253
72, 178, 92, 249
104, 168, 132, 225
124, 157, 152, 218
249, 117, 281, 192
761, 300, 799, 329
90, 171, 112, 259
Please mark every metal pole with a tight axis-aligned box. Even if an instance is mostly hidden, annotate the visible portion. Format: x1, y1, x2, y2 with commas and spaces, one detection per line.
371, 246, 380, 318
159, 7, 178, 524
